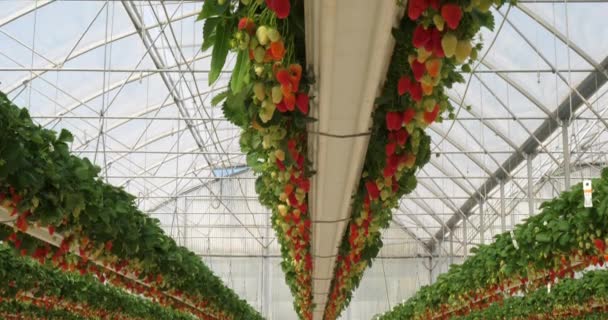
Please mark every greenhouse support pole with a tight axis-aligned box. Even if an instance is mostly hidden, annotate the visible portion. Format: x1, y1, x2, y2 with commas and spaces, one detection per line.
479, 200, 484, 245
527, 153, 535, 216
562, 120, 571, 190
449, 231, 454, 266
463, 217, 468, 257
262, 215, 271, 318
500, 180, 506, 232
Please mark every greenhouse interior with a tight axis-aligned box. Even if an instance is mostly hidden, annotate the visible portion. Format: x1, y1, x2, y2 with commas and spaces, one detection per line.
0, 0, 608, 319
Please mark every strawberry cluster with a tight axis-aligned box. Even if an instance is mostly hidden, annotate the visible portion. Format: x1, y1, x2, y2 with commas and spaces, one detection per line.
324, 0, 501, 318
230, 2, 314, 318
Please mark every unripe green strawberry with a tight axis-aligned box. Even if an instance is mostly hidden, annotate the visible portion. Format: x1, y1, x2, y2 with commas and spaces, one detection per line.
267, 28, 281, 42
433, 15, 445, 31
423, 98, 437, 111
441, 32, 458, 58
254, 46, 266, 63
253, 82, 266, 101
249, 37, 259, 50
218, 0, 226, 4
275, 149, 285, 161
278, 204, 288, 216
241, 0, 251, 4
259, 99, 276, 123
254, 64, 265, 77
271, 86, 283, 104
256, 26, 270, 46
455, 40, 472, 64
478, 0, 492, 12
229, 39, 238, 49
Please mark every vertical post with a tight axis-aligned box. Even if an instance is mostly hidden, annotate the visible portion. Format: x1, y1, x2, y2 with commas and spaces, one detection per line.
562, 119, 571, 190
183, 197, 187, 247
449, 230, 454, 266
500, 180, 506, 233
479, 199, 485, 245
463, 216, 468, 257
527, 153, 535, 216
429, 257, 433, 284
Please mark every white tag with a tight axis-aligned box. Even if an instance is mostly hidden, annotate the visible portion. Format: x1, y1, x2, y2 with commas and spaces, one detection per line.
510, 230, 519, 250
583, 180, 593, 208
547, 282, 551, 293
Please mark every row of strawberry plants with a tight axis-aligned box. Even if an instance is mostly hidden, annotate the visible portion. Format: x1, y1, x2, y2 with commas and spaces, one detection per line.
377, 167, 608, 319
0, 300, 86, 320
451, 269, 608, 319
0, 222, 217, 319
0, 242, 196, 320
0, 90, 261, 319
198, 0, 314, 318
323, 0, 510, 318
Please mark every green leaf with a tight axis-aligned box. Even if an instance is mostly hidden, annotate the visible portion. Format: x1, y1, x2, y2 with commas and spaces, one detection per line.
535, 233, 551, 243
222, 84, 251, 128
201, 17, 220, 51
230, 50, 250, 94
197, 0, 229, 21
211, 91, 229, 107
209, 20, 231, 85
58, 129, 73, 143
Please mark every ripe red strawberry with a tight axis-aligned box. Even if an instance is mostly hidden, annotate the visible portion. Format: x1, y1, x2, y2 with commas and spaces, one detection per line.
594, 239, 606, 252
412, 25, 432, 49
365, 181, 380, 200
396, 129, 409, 146
398, 76, 413, 96
386, 112, 403, 131
424, 104, 440, 124
276, 69, 291, 88
266, 0, 291, 19
296, 93, 309, 115
409, 82, 423, 102
270, 41, 286, 61
237, 17, 255, 35
403, 109, 416, 124
430, 28, 445, 57
411, 60, 426, 81
384, 165, 396, 178
408, 0, 429, 20
276, 101, 288, 113
48, 225, 55, 236
441, 4, 463, 30
385, 142, 397, 156
105, 240, 113, 252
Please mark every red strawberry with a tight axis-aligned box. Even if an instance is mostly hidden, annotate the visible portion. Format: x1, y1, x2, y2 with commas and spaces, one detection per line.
276, 69, 291, 87
408, 0, 429, 20
409, 82, 423, 102
266, 0, 291, 19
594, 239, 606, 252
270, 41, 286, 61
276, 158, 286, 171
237, 17, 255, 35
385, 142, 397, 156
403, 109, 416, 124
365, 181, 380, 200
276, 101, 288, 113
396, 129, 409, 146
424, 105, 440, 124
15, 215, 28, 232
441, 4, 463, 30
48, 225, 55, 236
411, 60, 426, 81
296, 93, 309, 115
430, 28, 445, 57
105, 240, 113, 252
398, 76, 412, 96
383, 165, 396, 178
386, 112, 403, 131
429, 0, 440, 10
412, 25, 432, 49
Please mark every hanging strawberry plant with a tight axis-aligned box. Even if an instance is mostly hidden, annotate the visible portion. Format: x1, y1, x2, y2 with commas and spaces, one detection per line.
199, 0, 313, 318
0, 91, 262, 319
378, 168, 608, 319
322, 0, 511, 318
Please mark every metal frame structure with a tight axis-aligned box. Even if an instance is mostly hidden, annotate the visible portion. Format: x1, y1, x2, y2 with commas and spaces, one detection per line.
2, 0, 608, 318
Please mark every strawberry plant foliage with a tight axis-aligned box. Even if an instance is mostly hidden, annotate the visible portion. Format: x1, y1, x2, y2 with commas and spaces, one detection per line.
379, 168, 608, 319
0, 91, 262, 320
323, 0, 508, 318
199, 0, 314, 318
